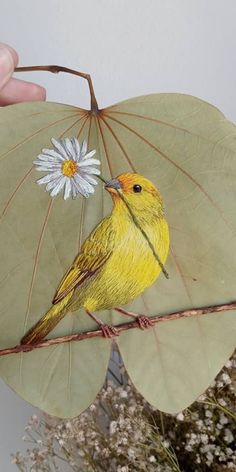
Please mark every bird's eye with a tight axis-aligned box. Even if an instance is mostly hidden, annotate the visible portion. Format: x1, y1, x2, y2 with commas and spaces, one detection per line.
133, 184, 142, 193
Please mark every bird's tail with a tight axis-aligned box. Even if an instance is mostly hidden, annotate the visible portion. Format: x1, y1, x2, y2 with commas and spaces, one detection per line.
21, 293, 72, 345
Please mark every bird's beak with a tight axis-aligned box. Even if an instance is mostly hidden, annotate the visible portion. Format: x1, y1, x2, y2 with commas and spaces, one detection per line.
104, 178, 122, 194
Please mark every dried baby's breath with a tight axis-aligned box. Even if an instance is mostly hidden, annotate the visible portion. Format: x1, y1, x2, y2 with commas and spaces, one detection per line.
12, 352, 236, 471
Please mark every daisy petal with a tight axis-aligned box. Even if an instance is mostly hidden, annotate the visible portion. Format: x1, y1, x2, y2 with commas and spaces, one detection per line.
35, 164, 62, 172
74, 173, 95, 195
62, 138, 76, 159
37, 171, 62, 185
81, 149, 97, 160
64, 178, 72, 200
41, 149, 65, 161
46, 174, 65, 191
71, 178, 82, 196
80, 166, 101, 175
51, 138, 69, 159
50, 176, 67, 197
84, 175, 98, 185
79, 158, 100, 167
71, 137, 80, 158
81, 140, 88, 157
73, 180, 89, 198
35, 154, 63, 163
34, 161, 61, 168
71, 180, 78, 199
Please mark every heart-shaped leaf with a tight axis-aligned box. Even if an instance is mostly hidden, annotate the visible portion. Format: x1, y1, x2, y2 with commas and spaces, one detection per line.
0, 94, 235, 416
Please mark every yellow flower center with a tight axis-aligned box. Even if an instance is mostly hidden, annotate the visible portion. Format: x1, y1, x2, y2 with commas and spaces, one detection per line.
62, 160, 78, 177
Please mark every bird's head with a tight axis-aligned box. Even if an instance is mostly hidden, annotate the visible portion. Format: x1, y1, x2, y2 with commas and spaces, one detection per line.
105, 173, 164, 218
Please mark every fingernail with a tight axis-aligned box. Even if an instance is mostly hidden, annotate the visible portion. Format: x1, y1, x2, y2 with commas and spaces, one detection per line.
0, 46, 13, 78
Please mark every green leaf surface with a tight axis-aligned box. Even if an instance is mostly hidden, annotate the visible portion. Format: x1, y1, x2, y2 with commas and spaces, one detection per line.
0, 94, 235, 416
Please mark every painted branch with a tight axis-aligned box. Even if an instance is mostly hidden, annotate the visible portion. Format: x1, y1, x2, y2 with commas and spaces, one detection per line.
0, 301, 235, 357
15, 65, 99, 112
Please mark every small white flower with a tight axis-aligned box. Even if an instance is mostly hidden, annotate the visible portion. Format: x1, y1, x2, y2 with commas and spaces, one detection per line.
224, 428, 234, 443
162, 439, 170, 448
78, 450, 85, 457
222, 372, 232, 384
185, 444, 193, 452
119, 389, 128, 399
198, 394, 207, 401
109, 421, 117, 435
219, 413, 228, 425
176, 412, 184, 421
218, 398, 227, 406
128, 406, 136, 415
200, 434, 209, 445
206, 451, 214, 465
127, 447, 136, 458
34, 137, 100, 199
89, 404, 96, 412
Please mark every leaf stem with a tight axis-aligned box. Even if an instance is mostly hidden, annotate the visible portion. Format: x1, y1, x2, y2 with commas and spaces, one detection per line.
0, 300, 235, 356
14, 65, 99, 112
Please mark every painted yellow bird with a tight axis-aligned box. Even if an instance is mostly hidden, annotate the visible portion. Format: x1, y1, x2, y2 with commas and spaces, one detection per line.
21, 173, 169, 345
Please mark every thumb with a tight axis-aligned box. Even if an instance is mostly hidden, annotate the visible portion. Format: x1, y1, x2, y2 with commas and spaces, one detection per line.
0, 43, 18, 91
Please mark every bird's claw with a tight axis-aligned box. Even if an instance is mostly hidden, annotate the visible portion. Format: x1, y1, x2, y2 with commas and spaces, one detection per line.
100, 324, 119, 338
137, 315, 154, 330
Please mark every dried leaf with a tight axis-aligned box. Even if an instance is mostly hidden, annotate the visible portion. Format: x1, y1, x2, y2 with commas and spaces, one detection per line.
0, 95, 235, 416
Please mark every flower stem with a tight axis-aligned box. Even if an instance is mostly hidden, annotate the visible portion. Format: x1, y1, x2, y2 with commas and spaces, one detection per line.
97, 174, 109, 184
199, 399, 236, 421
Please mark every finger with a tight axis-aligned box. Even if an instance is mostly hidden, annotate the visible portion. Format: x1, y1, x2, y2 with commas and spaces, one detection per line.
0, 77, 46, 106
0, 43, 18, 90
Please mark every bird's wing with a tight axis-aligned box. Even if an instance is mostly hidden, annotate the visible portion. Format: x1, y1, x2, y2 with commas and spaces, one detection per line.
52, 217, 115, 304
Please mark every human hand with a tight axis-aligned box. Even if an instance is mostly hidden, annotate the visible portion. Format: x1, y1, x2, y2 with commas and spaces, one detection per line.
0, 43, 46, 106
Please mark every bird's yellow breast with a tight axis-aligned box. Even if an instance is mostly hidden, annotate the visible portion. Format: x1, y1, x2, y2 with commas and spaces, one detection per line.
81, 212, 169, 312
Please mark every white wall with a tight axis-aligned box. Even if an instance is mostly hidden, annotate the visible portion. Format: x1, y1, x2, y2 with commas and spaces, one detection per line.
0, 0, 235, 469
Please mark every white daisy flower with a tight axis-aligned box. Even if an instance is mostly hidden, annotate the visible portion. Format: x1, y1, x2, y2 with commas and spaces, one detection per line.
34, 137, 101, 199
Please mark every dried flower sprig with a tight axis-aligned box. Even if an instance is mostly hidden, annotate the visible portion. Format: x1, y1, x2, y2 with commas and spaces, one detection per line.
12, 351, 236, 472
